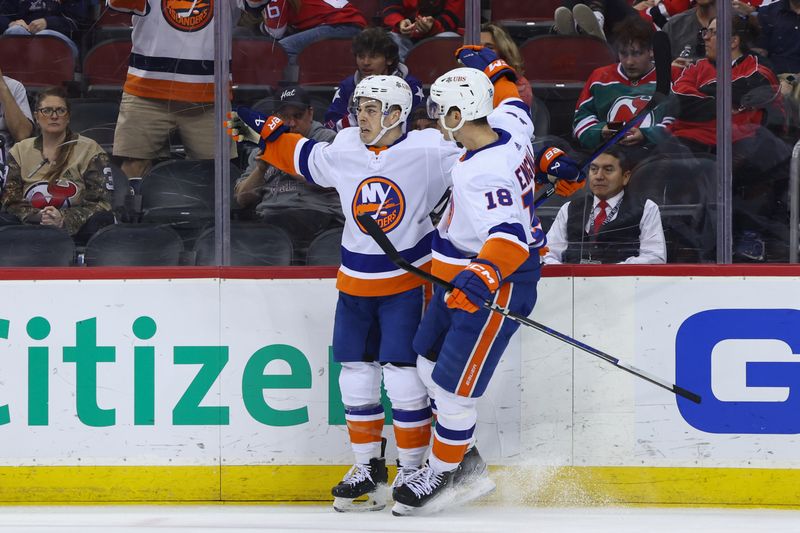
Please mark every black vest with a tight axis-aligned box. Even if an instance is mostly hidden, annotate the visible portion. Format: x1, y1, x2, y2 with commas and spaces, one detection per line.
562, 192, 646, 264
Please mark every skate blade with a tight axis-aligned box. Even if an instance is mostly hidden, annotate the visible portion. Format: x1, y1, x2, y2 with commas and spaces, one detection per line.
453, 475, 496, 506
391, 477, 495, 517
332, 486, 388, 513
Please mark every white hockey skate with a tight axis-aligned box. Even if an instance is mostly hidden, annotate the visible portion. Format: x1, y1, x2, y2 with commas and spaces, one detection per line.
331, 457, 389, 512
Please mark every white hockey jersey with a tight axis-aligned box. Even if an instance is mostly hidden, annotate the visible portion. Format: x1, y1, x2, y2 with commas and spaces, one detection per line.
261, 127, 461, 297
432, 97, 545, 283
107, 0, 237, 103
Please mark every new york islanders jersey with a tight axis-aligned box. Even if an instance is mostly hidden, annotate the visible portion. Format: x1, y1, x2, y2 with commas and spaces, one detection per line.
107, 0, 238, 103
261, 127, 461, 297
432, 97, 543, 283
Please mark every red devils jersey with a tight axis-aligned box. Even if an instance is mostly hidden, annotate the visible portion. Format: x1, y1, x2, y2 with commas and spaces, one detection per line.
573, 63, 675, 150
670, 54, 782, 145
256, 0, 366, 34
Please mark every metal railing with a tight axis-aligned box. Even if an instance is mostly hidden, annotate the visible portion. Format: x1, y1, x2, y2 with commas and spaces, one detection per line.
790, 139, 800, 263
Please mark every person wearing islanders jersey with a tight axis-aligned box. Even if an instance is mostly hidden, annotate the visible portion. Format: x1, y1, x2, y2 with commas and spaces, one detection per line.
391, 49, 585, 516
225, 75, 461, 513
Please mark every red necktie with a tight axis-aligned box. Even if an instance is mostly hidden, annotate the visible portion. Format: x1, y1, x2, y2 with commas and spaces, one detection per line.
592, 199, 608, 235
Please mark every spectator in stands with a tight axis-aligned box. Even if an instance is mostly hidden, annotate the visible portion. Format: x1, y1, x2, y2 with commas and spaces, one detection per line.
670, 14, 790, 261
382, 0, 464, 61
554, 0, 636, 41
669, 14, 783, 155
247, 0, 366, 67
409, 104, 436, 130
573, 16, 674, 160
543, 147, 666, 265
325, 27, 423, 131
1, 87, 114, 242
480, 22, 532, 108
1, 0, 80, 59
234, 86, 342, 263
0, 67, 33, 147
755, 0, 800, 76
108, 0, 237, 181
664, 0, 715, 64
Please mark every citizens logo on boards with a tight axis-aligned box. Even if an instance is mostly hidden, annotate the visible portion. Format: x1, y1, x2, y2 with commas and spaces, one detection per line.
352, 176, 406, 234
675, 309, 800, 434
162, 0, 213, 31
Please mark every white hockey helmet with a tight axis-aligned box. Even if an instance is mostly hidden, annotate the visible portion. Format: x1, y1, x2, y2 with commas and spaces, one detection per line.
429, 67, 494, 141
351, 75, 413, 145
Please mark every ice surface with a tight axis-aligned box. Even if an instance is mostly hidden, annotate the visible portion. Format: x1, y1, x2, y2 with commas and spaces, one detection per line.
0, 505, 798, 533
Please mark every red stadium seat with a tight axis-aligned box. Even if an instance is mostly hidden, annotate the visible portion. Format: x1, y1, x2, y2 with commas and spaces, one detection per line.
520, 35, 616, 87
348, 0, 381, 23
232, 37, 288, 98
403, 37, 462, 85
492, 0, 561, 22
83, 39, 132, 95
0, 35, 75, 88
297, 39, 354, 86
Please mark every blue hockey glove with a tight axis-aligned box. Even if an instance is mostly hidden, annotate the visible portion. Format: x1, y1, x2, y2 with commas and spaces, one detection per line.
455, 45, 517, 83
446, 259, 501, 313
534, 146, 586, 197
225, 107, 289, 150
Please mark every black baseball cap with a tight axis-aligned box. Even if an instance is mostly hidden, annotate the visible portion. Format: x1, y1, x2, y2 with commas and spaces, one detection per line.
276, 86, 311, 111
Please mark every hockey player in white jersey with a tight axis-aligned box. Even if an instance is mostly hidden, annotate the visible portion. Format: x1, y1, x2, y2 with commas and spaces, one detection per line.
225, 75, 462, 512
391, 47, 585, 516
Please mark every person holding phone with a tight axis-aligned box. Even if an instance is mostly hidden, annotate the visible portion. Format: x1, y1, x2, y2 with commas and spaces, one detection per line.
573, 15, 676, 159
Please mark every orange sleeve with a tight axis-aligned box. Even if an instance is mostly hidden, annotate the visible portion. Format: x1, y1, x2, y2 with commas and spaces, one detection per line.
493, 77, 521, 107
477, 236, 530, 279
107, 0, 147, 15
258, 133, 304, 176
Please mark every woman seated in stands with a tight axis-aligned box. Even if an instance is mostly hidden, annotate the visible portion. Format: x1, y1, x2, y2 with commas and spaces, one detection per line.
1, 86, 114, 244
480, 22, 532, 108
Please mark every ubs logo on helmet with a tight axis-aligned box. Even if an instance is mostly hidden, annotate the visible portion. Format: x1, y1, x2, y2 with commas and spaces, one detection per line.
162, 0, 213, 32
352, 177, 405, 234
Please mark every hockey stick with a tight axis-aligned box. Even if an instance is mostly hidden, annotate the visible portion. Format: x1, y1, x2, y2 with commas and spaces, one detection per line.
357, 213, 701, 404
178, 0, 199, 18
533, 31, 673, 209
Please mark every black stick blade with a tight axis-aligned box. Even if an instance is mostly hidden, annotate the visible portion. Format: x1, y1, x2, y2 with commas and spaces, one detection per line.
674, 385, 702, 404
653, 30, 672, 96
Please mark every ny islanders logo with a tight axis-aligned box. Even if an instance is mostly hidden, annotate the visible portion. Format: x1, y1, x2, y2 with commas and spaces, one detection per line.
608, 95, 654, 128
352, 177, 405, 234
162, 0, 213, 32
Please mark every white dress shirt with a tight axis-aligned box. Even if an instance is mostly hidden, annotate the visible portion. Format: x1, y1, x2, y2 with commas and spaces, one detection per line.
543, 190, 667, 264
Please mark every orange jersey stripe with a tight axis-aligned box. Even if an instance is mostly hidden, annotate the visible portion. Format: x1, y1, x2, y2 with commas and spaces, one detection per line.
259, 132, 303, 176
432, 438, 469, 464
124, 74, 215, 103
456, 283, 512, 397
478, 237, 530, 280
346, 419, 384, 445
393, 424, 431, 450
431, 259, 463, 285
336, 268, 428, 297
493, 77, 521, 107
